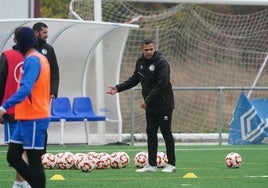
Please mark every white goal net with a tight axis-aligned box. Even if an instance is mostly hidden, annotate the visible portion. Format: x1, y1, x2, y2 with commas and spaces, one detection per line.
69, 0, 268, 142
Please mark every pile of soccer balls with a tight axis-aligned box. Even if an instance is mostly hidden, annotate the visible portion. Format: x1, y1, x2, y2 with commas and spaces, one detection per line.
41, 151, 130, 172
224, 152, 242, 168
42, 150, 241, 172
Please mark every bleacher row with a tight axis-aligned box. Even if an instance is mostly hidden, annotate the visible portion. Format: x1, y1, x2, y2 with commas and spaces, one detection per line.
50, 97, 106, 145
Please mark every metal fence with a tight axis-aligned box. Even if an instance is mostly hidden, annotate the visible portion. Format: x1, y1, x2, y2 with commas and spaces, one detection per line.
129, 87, 268, 146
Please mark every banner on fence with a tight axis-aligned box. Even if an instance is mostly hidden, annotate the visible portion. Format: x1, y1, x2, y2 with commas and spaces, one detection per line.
228, 93, 268, 144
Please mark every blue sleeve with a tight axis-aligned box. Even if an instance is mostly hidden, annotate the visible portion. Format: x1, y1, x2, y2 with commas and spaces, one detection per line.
2, 56, 40, 110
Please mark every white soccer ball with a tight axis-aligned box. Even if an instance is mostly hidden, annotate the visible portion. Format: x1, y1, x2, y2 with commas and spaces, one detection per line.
110, 151, 130, 169
87, 151, 100, 158
55, 152, 64, 168
225, 152, 242, 168
56, 152, 74, 169
87, 152, 100, 163
134, 151, 148, 168
77, 155, 95, 172
94, 156, 105, 169
98, 152, 111, 169
110, 152, 121, 168
86, 152, 112, 169
118, 151, 130, 168
41, 153, 56, 169
73, 153, 86, 169
157, 151, 168, 168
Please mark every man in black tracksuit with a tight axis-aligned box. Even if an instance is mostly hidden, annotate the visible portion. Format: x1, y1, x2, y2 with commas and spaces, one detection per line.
33, 22, 60, 154
107, 39, 176, 173
33, 22, 59, 99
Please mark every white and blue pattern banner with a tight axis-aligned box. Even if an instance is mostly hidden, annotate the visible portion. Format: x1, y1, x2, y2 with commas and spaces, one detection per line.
228, 93, 268, 144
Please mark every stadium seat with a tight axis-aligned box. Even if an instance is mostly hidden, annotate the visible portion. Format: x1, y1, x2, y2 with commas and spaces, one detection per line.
72, 97, 106, 145
72, 97, 106, 121
50, 97, 85, 145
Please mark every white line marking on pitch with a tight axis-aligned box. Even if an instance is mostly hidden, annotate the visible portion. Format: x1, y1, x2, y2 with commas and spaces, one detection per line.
245, 175, 268, 178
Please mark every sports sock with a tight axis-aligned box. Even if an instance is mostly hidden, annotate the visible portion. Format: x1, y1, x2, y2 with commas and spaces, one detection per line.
7, 143, 32, 184
12, 181, 22, 188
21, 180, 31, 188
27, 150, 46, 188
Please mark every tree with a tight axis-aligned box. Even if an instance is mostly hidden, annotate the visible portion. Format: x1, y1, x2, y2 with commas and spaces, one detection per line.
40, 0, 70, 18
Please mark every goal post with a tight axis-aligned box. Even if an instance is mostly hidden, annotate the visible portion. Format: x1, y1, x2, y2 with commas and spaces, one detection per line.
247, 53, 268, 98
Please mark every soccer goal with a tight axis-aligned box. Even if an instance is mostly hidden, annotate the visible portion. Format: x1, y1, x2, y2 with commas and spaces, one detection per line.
68, 0, 268, 145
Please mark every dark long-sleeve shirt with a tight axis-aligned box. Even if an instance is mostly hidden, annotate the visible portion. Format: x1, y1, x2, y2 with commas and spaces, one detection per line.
116, 51, 174, 113
36, 40, 59, 98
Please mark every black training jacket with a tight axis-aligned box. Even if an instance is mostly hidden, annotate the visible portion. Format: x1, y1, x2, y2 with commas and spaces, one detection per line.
116, 51, 174, 113
36, 40, 60, 98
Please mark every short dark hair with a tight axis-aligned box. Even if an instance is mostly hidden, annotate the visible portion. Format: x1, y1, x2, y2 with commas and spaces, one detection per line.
142, 39, 154, 46
32, 22, 48, 31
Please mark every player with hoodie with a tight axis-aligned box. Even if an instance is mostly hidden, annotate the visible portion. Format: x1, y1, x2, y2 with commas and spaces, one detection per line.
0, 27, 51, 188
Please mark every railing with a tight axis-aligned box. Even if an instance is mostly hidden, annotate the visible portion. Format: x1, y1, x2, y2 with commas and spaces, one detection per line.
130, 86, 268, 146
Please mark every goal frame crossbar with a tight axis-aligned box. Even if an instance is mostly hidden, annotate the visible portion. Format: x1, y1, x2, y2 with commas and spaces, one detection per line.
121, 0, 268, 6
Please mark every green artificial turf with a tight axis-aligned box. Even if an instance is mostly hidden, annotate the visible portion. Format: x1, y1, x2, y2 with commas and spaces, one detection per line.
0, 144, 267, 188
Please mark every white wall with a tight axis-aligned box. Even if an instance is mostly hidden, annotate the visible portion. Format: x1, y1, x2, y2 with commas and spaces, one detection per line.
0, 0, 32, 19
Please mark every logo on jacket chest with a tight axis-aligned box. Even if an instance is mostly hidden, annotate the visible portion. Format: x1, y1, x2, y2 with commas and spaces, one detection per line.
41, 49, 48, 55
149, 64, 155, 71
140, 64, 155, 72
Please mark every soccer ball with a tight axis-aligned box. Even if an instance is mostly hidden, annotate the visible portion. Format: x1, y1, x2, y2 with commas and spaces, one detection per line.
87, 152, 100, 169
77, 155, 95, 172
73, 153, 86, 169
94, 155, 105, 169
56, 152, 74, 169
87, 151, 100, 159
110, 152, 122, 168
87, 152, 100, 163
110, 151, 130, 169
98, 152, 111, 169
225, 152, 242, 168
134, 151, 148, 168
41, 153, 56, 169
118, 151, 130, 167
55, 152, 64, 168
157, 152, 168, 168
90, 152, 109, 169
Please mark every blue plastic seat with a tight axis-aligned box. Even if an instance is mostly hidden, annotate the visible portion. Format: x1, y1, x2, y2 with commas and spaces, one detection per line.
50, 97, 85, 145
51, 97, 84, 121
72, 97, 106, 121
72, 97, 106, 145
